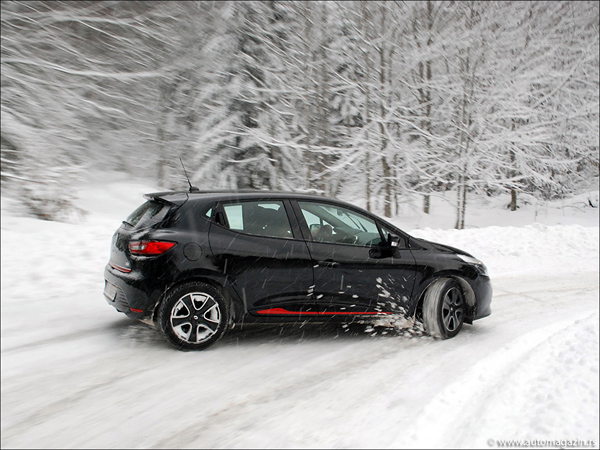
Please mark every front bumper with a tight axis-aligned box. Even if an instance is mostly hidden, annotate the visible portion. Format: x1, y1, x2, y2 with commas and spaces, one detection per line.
472, 274, 492, 320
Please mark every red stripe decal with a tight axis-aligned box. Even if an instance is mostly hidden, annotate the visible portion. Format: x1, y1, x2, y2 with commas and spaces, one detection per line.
257, 308, 319, 315
130, 308, 144, 313
318, 311, 392, 315
256, 307, 391, 316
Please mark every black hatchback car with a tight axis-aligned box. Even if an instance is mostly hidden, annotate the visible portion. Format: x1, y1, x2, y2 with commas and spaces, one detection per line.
104, 190, 492, 350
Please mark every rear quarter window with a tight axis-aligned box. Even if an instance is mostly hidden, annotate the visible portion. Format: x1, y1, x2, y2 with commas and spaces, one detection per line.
126, 201, 170, 229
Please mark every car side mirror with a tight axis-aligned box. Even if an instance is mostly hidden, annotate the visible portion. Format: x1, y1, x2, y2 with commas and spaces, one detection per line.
388, 233, 400, 248
369, 234, 400, 259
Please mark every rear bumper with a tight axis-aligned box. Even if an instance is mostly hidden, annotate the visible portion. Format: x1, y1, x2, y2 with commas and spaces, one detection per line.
104, 264, 160, 319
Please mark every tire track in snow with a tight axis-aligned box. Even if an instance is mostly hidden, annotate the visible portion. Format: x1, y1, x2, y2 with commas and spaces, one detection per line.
1, 319, 134, 354
150, 336, 428, 449
0, 360, 162, 447
2, 273, 598, 448
399, 312, 599, 449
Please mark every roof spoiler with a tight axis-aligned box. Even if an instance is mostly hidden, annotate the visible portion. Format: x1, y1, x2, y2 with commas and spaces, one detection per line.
143, 192, 189, 206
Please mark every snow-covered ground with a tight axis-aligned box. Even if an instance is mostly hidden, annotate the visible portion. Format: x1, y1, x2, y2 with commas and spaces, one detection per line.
2, 172, 599, 449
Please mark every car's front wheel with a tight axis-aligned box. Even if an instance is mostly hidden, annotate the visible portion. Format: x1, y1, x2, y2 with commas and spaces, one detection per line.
422, 278, 465, 339
158, 282, 228, 351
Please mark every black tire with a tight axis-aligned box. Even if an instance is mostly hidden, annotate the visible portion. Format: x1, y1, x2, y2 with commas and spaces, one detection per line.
422, 278, 465, 339
158, 282, 228, 351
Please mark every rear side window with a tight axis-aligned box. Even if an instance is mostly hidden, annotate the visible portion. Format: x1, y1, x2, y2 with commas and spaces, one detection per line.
126, 201, 170, 229
222, 200, 293, 239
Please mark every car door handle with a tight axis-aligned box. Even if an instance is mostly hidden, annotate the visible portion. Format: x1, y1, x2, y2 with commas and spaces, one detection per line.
318, 260, 339, 268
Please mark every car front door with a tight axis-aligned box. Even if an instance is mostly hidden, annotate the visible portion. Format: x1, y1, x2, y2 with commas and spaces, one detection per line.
293, 200, 417, 317
208, 199, 316, 317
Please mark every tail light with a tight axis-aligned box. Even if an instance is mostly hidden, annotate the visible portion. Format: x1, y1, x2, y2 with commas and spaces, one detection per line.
129, 240, 176, 255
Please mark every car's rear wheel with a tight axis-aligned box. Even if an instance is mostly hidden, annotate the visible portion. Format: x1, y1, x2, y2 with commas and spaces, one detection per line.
158, 282, 228, 351
422, 278, 465, 339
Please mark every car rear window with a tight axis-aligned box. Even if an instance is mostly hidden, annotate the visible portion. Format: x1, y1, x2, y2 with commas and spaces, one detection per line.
126, 201, 170, 229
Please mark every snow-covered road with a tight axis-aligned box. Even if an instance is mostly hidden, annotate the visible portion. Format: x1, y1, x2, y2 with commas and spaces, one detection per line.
2, 179, 598, 449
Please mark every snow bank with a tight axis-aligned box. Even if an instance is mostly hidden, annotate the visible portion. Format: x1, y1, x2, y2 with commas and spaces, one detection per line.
410, 224, 600, 278
1, 173, 598, 449
402, 313, 599, 448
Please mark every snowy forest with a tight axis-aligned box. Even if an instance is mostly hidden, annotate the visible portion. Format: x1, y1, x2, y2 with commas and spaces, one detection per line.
1, 0, 598, 227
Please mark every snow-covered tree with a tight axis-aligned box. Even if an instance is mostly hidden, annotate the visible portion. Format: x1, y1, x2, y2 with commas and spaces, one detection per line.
2, 0, 597, 222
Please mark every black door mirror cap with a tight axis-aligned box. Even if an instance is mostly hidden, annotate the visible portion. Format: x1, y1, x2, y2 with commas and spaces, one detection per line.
388, 233, 400, 248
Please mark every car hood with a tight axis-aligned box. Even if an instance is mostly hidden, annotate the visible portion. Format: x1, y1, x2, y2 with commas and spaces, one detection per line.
410, 237, 473, 257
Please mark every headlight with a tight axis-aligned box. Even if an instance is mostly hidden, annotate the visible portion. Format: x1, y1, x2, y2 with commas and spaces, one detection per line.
457, 254, 488, 276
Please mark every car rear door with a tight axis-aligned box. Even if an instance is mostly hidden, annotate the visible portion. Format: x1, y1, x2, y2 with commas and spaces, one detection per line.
208, 199, 317, 317
293, 200, 417, 316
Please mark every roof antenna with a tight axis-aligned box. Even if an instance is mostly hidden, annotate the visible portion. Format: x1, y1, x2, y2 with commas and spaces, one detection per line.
179, 158, 199, 193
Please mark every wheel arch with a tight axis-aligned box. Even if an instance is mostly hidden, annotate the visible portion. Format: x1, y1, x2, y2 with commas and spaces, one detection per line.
413, 274, 476, 324
149, 273, 244, 324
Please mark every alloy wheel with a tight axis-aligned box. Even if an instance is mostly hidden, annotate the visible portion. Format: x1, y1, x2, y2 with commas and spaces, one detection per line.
441, 286, 464, 333
170, 292, 221, 344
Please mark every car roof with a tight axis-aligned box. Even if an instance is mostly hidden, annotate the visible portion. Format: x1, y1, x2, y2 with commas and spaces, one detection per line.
144, 189, 413, 240
144, 189, 367, 211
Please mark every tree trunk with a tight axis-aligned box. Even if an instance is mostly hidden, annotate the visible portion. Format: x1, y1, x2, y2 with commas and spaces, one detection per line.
508, 147, 518, 211
361, 3, 372, 212
382, 153, 392, 217
510, 188, 518, 211
379, 11, 392, 218
455, 173, 463, 229
316, 3, 330, 195
422, 0, 434, 213
460, 181, 467, 229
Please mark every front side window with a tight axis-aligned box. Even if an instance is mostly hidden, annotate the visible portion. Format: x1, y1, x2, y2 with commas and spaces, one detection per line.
222, 200, 293, 239
298, 201, 383, 246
